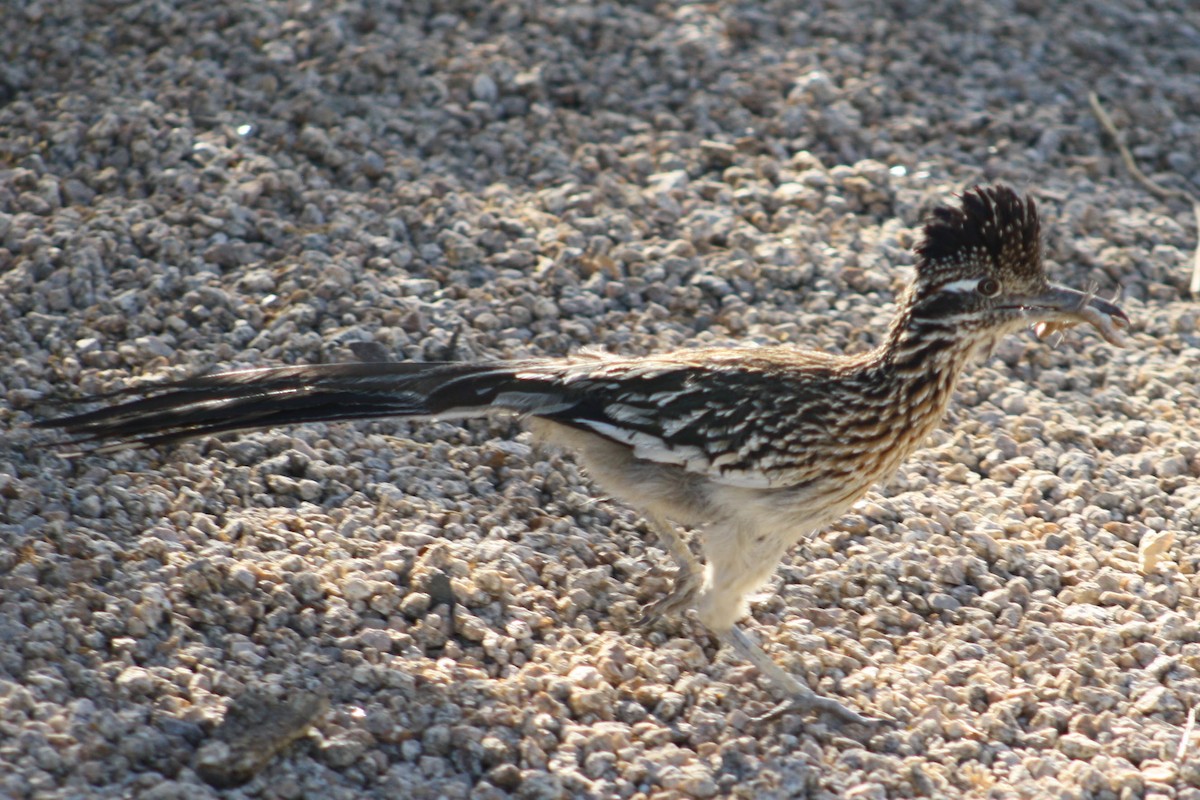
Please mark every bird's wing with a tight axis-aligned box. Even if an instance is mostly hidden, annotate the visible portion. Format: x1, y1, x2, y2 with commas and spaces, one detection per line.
530, 349, 843, 489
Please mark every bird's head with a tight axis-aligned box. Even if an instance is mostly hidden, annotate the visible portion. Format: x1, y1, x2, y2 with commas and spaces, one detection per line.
902, 185, 1128, 347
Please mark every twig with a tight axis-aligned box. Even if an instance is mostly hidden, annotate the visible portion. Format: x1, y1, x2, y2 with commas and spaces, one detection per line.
1088, 91, 1200, 296
1177, 705, 1197, 762
1192, 204, 1200, 296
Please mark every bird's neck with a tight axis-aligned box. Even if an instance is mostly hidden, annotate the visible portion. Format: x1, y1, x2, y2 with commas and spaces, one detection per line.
877, 306, 982, 377
862, 303, 988, 440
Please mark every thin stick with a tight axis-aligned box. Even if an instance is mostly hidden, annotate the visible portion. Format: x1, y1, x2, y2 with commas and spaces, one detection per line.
1192, 204, 1200, 296
1088, 91, 1200, 295
1177, 705, 1197, 761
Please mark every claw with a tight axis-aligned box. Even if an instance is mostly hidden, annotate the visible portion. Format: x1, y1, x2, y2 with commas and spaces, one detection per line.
722, 626, 888, 729
754, 694, 895, 728
638, 572, 699, 627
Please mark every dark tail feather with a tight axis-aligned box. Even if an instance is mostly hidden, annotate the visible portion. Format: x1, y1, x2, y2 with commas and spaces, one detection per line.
33, 361, 555, 452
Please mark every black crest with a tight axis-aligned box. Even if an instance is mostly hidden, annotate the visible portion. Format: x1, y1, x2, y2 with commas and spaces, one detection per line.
915, 185, 1042, 285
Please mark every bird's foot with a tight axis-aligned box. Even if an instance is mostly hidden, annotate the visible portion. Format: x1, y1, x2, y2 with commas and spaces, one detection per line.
722, 626, 892, 729
638, 570, 699, 627
755, 691, 893, 729
638, 514, 703, 628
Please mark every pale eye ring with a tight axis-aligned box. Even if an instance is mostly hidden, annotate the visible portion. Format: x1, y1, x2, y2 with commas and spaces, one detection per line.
977, 277, 1001, 297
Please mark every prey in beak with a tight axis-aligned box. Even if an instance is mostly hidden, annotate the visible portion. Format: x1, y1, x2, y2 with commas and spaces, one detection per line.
1027, 284, 1130, 347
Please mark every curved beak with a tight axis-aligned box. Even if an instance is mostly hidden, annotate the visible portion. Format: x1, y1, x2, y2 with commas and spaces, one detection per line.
1015, 284, 1130, 346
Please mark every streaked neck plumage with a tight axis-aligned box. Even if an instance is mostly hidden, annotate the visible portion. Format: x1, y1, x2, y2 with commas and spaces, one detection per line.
825, 286, 998, 492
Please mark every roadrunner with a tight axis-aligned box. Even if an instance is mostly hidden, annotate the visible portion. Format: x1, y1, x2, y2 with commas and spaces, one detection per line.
39, 186, 1128, 726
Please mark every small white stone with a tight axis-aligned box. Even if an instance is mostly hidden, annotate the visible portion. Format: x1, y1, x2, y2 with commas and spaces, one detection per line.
1138, 530, 1175, 574
342, 578, 374, 603
471, 73, 498, 103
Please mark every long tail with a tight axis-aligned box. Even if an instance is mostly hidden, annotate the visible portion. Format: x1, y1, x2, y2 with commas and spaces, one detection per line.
34, 361, 565, 452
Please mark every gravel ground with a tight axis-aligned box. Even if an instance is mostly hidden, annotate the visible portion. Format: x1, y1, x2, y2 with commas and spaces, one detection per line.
3, 1, 1199, 798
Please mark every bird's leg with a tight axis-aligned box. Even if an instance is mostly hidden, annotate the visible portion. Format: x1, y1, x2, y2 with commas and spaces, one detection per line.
721, 626, 888, 728
684, 521, 887, 727
638, 514, 703, 626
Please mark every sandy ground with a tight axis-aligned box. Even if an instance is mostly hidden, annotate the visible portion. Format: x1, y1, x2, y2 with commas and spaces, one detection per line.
2, 1, 1199, 797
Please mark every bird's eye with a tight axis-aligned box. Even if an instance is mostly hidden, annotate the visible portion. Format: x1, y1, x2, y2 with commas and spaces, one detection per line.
977, 278, 1001, 297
